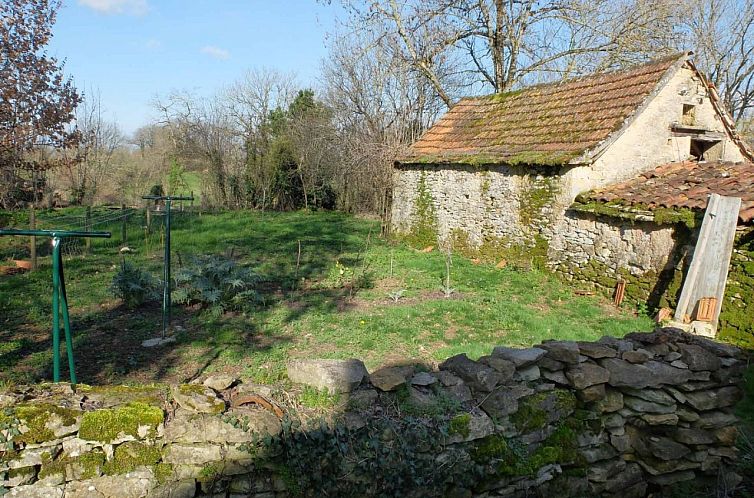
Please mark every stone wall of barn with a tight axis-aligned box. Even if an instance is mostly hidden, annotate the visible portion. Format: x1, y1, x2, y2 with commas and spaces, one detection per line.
0, 330, 747, 497
549, 212, 754, 347
391, 164, 566, 261
548, 211, 693, 310
391, 62, 748, 262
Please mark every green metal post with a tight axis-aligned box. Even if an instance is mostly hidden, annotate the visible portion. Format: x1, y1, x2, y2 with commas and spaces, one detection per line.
0, 228, 110, 385
140, 195, 192, 338
57, 249, 77, 385
163, 199, 172, 337
51, 237, 61, 382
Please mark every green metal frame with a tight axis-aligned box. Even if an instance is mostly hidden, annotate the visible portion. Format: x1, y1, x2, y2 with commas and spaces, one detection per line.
0, 228, 111, 384
143, 195, 194, 337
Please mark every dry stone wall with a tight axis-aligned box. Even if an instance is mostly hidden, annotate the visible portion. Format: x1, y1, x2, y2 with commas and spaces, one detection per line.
0, 329, 747, 497
391, 164, 562, 252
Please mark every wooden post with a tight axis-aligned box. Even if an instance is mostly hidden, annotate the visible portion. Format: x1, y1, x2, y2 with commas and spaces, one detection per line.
85, 206, 92, 253
146, 206, 151, 230
121, 203, 127, 244
29, 204, 37, 270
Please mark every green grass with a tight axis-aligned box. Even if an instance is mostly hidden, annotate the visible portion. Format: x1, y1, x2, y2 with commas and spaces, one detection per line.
0, 208, 654, 386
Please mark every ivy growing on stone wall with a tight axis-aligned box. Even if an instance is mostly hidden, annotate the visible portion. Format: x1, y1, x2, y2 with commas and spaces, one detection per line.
264, 415, 484, 497
406, 172, 439, 248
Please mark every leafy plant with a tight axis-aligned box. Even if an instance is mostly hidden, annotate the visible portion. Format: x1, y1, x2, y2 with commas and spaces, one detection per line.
387, 289, 407, 303
323, 260, 353, 288
635, 301, 649, 316
0, 408, 20, 450
110, 259, 161, 308
172, 254, 260, 316
298, 386, 342, 409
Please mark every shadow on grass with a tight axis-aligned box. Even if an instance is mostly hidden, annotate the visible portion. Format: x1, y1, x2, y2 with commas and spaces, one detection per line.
0, 210, 377, 385
0, 299, 294, 386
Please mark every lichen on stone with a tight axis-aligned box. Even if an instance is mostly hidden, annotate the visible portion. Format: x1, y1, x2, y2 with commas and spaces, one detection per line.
102, 441, 161, 475
13, 403, 80, 444
38, 451, 105, 480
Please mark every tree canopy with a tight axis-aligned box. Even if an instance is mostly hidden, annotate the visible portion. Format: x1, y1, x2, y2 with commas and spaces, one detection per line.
0, 0, 81, 207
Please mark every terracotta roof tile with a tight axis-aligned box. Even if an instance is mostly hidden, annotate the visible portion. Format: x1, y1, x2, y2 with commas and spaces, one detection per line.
398, 54, 687, 166
583, 160, 754, 223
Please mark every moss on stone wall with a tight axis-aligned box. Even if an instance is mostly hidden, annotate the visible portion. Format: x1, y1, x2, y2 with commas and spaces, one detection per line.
554, 222, 754, 346
571, 199, 702, 229
471, 418, 583, 477
76, 384, 167, 407
448, 413, 471, 439
78, 402, 164, 443
405, 171, 439, 248
555, 258, 686, 313
103, 441, 162, 475
519, 174, 559, 228
38, 451, 105, 481
449, 229, 548, 269
719, 228, 754, 347
13, 404, 80, 444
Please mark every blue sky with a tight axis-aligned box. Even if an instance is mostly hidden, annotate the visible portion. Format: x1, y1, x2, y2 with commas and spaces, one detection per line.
49, 0, 340, 135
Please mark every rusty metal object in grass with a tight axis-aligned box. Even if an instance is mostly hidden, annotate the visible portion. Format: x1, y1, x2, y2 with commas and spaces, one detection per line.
231, 394, 285, 419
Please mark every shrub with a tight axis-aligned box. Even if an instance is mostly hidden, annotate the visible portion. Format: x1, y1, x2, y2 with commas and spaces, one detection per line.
171, 254, 260, 316
110, 260, 161, 308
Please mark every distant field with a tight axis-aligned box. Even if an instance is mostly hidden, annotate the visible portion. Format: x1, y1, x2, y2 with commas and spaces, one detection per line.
0, 209, 654, 386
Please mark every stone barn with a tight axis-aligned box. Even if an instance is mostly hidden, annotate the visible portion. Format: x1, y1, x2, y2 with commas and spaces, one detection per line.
391, 52, 754, 344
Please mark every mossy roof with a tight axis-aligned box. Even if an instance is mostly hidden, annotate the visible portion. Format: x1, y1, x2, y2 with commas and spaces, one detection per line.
397, 53, 687, 167
578, 160, 754, 223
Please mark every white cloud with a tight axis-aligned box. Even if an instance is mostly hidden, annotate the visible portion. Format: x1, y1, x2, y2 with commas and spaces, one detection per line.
78, 0, 149, 15
200, 46, 231, 60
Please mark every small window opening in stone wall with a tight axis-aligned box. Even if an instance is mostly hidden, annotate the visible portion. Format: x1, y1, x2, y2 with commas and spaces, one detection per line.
690, 139, 721, 161
682, 104, 696, 126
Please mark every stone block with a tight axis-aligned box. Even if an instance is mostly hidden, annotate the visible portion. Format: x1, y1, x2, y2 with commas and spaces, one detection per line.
286, 359, 367, 394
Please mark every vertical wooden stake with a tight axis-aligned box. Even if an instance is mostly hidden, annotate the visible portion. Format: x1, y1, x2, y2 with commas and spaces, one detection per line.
85, 206, 92, 254
613, 280, 626, 307
146, 207, 151, 230
121, 203, 127, 244
295, 240, 301, 281
29, 204, 37, 270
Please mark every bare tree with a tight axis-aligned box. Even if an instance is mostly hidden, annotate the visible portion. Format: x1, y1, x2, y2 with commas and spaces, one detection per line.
61, 89, 122, 204
682, 0, 754, 122
320, 33, 442, 218
154, 91, 243, 208
223, 68, 297, 209
333, 0, 681, 107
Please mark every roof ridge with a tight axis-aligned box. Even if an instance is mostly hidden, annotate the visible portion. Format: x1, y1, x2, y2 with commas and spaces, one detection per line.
459, 52, 691, 103
397, 51, 693, 166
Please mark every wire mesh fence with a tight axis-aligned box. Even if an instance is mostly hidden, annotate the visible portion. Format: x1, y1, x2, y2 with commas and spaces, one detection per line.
0, 203, 198, 263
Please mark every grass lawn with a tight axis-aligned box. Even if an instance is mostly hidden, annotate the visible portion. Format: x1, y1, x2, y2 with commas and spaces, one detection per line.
0, 208, 654, 386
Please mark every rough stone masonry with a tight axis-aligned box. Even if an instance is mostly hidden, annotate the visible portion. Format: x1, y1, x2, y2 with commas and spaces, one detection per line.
0, 328, 747, 497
